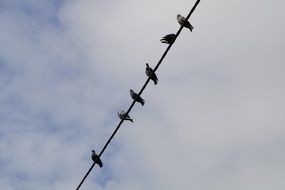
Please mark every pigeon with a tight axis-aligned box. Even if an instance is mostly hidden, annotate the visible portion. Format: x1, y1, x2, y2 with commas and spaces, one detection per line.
91, 150, 103, 168
145, 63, 158, 85
160, 34, 176, 44
130, 89, 145, 106
177, 14, 194, 31
118, 110, 133, 122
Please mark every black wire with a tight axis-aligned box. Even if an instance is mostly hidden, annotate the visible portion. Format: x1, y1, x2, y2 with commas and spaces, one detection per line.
76, 1, 201, 189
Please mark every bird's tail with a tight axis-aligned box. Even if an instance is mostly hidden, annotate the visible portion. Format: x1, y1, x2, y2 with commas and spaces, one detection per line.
96, 159, 103, 168
189, 25, 194, 32
126, 118, 133, 123
140, 99, 145, 106
160, 39, 168, 44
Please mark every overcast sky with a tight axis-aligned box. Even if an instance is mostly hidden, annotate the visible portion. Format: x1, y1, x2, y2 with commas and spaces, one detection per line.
1, 0, 285, 190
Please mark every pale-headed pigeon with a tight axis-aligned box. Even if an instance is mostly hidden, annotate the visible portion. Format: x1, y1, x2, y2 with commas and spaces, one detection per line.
177, 14, 194, 31
118, 110, 133, 122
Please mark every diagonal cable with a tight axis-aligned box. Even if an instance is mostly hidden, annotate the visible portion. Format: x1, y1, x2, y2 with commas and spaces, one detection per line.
76, 0, 201, 189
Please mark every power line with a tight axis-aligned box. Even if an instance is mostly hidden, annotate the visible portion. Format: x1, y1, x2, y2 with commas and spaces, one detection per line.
76, 0, 201, 189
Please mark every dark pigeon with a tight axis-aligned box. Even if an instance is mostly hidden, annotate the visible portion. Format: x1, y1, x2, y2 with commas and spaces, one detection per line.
130, 89, 145, 106
118, 110, 133, 123
145, 63, 158, 85
160, 34, 176, 44
91, 150, 103, 168
177, 14, 194, 31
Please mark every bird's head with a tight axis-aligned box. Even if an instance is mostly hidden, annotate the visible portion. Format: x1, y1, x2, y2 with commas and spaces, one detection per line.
146, 63, 149, 67
91, 150, 95, 153
177, 14, 181, 18
130, 89, 133, 93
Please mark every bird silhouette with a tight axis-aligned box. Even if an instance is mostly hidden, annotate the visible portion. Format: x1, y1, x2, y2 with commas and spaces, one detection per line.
130, 89, 145, 106
145, 63, 158, 85
160, 34, 176, 44
91, 150, 103, 168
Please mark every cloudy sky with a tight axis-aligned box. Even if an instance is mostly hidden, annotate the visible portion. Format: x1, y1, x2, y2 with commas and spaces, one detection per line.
1, 0, 285, 189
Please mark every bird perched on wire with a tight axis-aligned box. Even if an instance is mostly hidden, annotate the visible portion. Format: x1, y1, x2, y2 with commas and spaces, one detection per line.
177, 14, 194, 31
91, 150, 103, 168
145, 63, 158, 85
160, 34, 176, 44
117, 110, 133, 122
130, 89, 145, 106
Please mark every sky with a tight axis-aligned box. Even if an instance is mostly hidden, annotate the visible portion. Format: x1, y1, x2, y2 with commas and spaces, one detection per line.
0, 0, 285, 189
